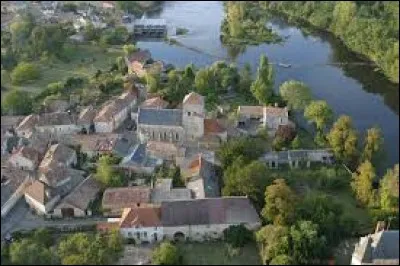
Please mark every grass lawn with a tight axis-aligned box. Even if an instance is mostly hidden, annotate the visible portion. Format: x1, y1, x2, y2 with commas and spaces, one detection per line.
177, 242, 262, 265
2, 44, 124, 95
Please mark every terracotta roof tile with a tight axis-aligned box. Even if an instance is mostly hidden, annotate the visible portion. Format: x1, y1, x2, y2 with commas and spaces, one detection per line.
237, 106, 263, 117
204, 119, 225, 134
119, 207, 161, 228
183, 92, 204, 105
140, 96, 168, 109
25, 180, 57, 205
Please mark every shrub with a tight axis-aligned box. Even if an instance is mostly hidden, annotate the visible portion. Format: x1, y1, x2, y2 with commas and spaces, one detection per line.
11, 62, 40, 85
223, 224, 253, 248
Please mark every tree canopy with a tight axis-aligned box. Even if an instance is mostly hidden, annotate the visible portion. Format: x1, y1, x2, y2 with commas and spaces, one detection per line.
327, 115, 359, 165
10, 62, 40, 85
279, 80, 312, 111
379, 164, 399, 211
304, 100, 333, 132
351, 160, 376, 206
361, 126, 384, 166
95, 155, 124, 187
251, 55, 274, 105
261, 179, 296, 225
152, 242, 181, 265
2, 89, 33, 115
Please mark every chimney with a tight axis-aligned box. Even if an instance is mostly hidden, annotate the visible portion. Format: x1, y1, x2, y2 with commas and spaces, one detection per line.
375, 221, 386, 233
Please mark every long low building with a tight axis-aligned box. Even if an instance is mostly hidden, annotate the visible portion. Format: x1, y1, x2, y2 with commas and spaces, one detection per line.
97, 197, 261, 244
260, 149, 334, 168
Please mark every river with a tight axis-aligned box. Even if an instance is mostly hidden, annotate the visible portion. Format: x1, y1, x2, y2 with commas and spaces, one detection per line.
136, 1, 399, 172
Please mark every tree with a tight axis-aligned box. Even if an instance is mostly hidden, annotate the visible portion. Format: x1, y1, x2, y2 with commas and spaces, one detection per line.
291, 135, 301, 149
361, 126, 384, 166
83, 22, 100, 41
10, 239, 53, 265
275, 125, 296, 143
11, 62, 40, 85
238, 63, 253, 95
290, 221, 328, 264
269, 255, 294, 265
261, 179, 296, 225
194, 68, 213, 95
250, 55, 274, 105
146, 73, 161, 93
379, 164, 399, 211
327, 115, 358, 165
351, 160, 376, 206
170, 166, 184, 188
96, 155, 124, 187
279, 80, 312, 111
2, 89, 33, 115
217, 137, 265, 169
123, 44, 137, 56
256, 225, 290, 265
296, 192, 350, 246
304, 100, 333, 132
223, 225, 253, 248
152, 242, 181, 265
222, 157, 270, 208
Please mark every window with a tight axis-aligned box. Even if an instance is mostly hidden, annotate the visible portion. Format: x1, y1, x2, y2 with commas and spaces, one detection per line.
187, 112, 191, 116
176, 133, 179, 141
164, 132, 167, 140
136, 232, 140, 239
143, 232, 147, 238
128, 232, 132, 237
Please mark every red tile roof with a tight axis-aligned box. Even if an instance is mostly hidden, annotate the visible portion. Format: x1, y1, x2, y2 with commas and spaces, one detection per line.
183, 92, 204, 105
119, 207, 161, 228
204, 119, 225, 134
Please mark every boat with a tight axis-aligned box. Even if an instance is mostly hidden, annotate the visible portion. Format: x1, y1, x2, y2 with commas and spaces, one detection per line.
278, 63, 292, 68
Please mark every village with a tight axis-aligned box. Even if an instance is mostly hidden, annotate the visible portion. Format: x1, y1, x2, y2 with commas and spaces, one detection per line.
1, 1, 399, 266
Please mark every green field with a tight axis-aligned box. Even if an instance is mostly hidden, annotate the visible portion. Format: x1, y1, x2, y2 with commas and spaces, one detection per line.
177, 242, 262, 265
2, 44, 124, 95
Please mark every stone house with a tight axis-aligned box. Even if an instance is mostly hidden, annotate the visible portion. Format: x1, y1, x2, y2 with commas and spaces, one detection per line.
146, 141, 186, 164
71, 133, 121, 158
34, 112, 80, 139
39, 143, 77, 170
24, 180, 60, 215
38, 165, 86, 197
261, 149, 334, 169
237, 105, 291, 136
52, 176, 101, 218
8, 146, 42, 171
118, 207, 162, 243
101, 187, 152, 217
94, 90, 137, 133
77, 105, 97, 133
15, 114, 38, 139
184, 155, 220, 199
351, 225, 399, 265
1, 164, 34, 218
124, 50, 152, 77
98, 197, 261, 243
150, 178, 192, 204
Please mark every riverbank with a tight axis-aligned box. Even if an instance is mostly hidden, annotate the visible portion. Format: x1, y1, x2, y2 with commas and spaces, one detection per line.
261, 2, 399, 84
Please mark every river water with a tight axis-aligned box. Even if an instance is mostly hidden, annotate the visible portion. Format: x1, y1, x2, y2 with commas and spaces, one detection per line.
136, 1, 399, 171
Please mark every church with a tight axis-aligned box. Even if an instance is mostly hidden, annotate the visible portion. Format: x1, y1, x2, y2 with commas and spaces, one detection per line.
137, 92, 226, 145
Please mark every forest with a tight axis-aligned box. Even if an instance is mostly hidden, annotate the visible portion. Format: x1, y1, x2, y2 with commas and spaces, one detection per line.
260, 1, 399, 84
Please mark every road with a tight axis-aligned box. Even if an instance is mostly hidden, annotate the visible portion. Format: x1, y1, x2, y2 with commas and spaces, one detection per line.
1, 199, 107, 240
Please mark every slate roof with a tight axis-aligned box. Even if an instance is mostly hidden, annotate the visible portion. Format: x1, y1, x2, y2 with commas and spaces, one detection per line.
137, 108, 182, 127
186, 155, 220, 198
160, 197, 260, 226
353, 230, 399, 264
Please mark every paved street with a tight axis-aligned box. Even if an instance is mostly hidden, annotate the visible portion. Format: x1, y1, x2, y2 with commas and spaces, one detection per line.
1, 199, 107, 240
